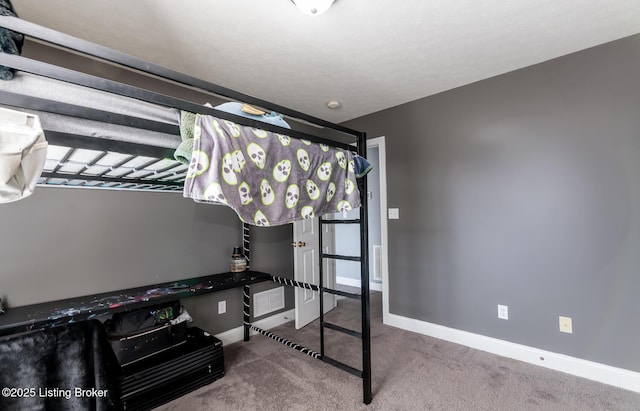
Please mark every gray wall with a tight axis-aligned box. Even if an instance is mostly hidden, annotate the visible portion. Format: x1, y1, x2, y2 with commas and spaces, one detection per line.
0, 188, 238, 306
0, 187, 293, 334
344, 33, 640, 372
183, 224, 294, 334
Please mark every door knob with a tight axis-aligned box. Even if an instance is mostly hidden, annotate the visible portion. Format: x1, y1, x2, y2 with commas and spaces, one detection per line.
291, 241, 307, 248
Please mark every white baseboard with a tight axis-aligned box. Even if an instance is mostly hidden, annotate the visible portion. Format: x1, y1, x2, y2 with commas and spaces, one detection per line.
215, 309, 294, 346
386, 312, 640, 393
336, 276, 382, 292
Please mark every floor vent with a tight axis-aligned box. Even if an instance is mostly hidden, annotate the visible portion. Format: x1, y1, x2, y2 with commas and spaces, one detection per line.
253, 287, 285, 318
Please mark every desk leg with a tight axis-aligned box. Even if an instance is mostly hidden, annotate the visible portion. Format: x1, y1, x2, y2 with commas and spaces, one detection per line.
243, 284, 251, 341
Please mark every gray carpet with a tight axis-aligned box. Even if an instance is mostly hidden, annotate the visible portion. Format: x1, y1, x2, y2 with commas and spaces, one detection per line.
156, 292, 640, 410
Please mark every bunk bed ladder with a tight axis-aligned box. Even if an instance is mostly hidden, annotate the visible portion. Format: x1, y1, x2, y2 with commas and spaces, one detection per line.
318, 132, 371, 405
239, 142, 371, 403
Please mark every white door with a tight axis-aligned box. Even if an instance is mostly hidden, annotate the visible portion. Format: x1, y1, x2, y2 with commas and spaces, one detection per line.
293, 218, 336, 329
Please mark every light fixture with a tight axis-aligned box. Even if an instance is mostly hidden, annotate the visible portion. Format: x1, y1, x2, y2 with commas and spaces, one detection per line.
327, 100, 342, 109
291, 0, 336, 15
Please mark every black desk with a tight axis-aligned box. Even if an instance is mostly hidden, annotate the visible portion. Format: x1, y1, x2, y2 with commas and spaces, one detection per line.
0, 271, 272, 336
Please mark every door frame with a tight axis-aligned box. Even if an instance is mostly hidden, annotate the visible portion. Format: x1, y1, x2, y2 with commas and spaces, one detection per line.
366, 136, 390, 324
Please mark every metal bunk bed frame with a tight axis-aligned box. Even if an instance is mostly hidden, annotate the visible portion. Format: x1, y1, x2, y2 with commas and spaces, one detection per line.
0, 16, 372, 405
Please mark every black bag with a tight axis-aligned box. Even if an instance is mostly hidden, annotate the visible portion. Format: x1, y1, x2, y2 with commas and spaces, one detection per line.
106, 300, 181, 334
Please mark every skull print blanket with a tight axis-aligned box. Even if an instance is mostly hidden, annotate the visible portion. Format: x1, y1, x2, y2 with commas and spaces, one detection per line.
183, 114, 361, 226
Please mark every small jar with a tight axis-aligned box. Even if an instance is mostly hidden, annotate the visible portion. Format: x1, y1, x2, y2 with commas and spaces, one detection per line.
230, 246, 247, 272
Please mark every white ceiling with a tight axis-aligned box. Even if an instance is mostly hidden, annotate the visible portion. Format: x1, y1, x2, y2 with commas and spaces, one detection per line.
11, 0, 640, 123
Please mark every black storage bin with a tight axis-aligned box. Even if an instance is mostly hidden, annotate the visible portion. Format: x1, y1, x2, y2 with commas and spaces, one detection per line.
105, 300, 188, 366
118, 327, 224, 410
108, 321, 188, 366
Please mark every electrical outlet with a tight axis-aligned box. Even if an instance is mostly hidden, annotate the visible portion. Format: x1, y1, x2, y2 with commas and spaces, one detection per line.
218, 300, 226, 314
388, 208, 400, 219
559, 316, 572, 333
498, 304, 508, 320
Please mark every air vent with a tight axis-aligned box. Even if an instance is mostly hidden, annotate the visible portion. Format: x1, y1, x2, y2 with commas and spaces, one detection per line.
253, 287, 285, 317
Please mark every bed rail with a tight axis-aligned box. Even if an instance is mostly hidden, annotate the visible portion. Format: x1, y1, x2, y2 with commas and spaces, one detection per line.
0, 15, 360, 139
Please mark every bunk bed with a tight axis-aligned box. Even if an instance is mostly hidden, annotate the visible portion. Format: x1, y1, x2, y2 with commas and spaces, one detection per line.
0, 15, 372, 406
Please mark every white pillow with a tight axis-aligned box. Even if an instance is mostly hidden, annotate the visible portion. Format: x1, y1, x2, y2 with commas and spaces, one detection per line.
0, 107, 48, 203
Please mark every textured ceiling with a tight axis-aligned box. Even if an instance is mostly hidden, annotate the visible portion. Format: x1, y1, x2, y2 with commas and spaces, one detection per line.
11, 0, 640, 123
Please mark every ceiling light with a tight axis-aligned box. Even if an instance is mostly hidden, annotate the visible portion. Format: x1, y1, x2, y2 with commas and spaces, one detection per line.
327, 100, 341, 109
291, 0, 336, 15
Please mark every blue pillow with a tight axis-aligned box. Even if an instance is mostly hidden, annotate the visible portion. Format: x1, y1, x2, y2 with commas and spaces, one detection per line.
215, 102, 291, 129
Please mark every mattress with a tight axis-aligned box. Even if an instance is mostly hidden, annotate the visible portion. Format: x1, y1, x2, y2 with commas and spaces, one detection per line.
0, 71, 180, 146
0, 72, 188, 191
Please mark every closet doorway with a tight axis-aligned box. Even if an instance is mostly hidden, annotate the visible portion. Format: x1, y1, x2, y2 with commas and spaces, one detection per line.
293, 136, 388, 327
